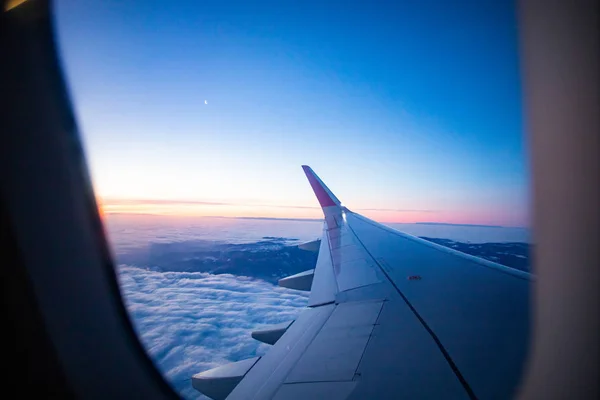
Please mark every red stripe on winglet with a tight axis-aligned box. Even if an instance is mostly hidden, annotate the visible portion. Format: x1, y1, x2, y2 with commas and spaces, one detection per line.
302, 165, 337, 208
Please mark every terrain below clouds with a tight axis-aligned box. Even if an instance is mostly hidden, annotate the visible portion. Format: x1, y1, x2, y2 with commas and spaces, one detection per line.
118, 237, 319, 284
118, 236, 531, 281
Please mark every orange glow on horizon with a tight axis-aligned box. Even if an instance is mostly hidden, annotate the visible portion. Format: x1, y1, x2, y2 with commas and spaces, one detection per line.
96, 197, 105, 219
101, 203, 322, 220
5, 0, 28, 12
95, 197, 525, 226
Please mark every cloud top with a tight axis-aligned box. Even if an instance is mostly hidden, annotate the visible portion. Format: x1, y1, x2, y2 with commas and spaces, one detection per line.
117, 265, 308, 399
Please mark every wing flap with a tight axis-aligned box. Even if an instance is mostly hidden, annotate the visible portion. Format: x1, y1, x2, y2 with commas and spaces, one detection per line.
191, 357, 260, 400
278, 269, 314, 291
251, 321, 294, 345
297, 238, 321, 252
227, 304, 336, 399
285, 300, 384, 383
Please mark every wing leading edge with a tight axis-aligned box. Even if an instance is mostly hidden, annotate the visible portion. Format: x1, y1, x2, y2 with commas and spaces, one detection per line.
192, 166, 532, 400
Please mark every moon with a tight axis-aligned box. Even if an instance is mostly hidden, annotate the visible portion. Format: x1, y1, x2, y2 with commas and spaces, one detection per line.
204, 100, 208, 105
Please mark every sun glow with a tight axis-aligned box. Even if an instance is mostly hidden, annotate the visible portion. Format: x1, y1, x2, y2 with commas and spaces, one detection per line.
99, 197, 323, 220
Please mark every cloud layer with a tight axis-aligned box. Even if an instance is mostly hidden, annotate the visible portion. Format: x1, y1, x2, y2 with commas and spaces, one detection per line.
109, 216, 529, 399
117, 265, 308, 399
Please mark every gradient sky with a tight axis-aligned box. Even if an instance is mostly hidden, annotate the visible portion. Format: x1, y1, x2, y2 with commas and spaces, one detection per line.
53, 0, 529, 227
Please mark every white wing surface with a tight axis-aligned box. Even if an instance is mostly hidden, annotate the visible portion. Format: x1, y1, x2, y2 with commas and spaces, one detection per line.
192, 166, 531, 400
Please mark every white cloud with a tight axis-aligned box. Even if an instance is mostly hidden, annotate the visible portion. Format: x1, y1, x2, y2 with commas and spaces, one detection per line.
117, 265, 308, 399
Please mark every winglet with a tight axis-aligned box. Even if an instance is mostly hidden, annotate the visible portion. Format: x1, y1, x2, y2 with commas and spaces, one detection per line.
301, 165, 342, 209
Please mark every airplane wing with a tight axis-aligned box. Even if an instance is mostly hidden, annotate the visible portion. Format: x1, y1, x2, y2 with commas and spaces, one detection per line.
192, 166, 531, 400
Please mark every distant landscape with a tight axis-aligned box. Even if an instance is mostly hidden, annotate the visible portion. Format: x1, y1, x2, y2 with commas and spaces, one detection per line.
118, 235, 530, 286
421, 237, 530, 272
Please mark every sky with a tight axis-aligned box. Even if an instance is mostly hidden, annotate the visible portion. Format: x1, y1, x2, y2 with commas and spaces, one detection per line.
53, 0, 530, 227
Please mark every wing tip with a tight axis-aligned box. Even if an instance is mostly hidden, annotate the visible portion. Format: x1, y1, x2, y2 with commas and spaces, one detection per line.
301, 165, 341, 209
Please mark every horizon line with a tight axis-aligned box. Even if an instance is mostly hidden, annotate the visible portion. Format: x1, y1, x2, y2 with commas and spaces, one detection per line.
98, 197, 435, 213
101, 212, 528, 229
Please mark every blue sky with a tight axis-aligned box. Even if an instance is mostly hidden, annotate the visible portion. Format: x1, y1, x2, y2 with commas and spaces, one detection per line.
53, 0, 529, 226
